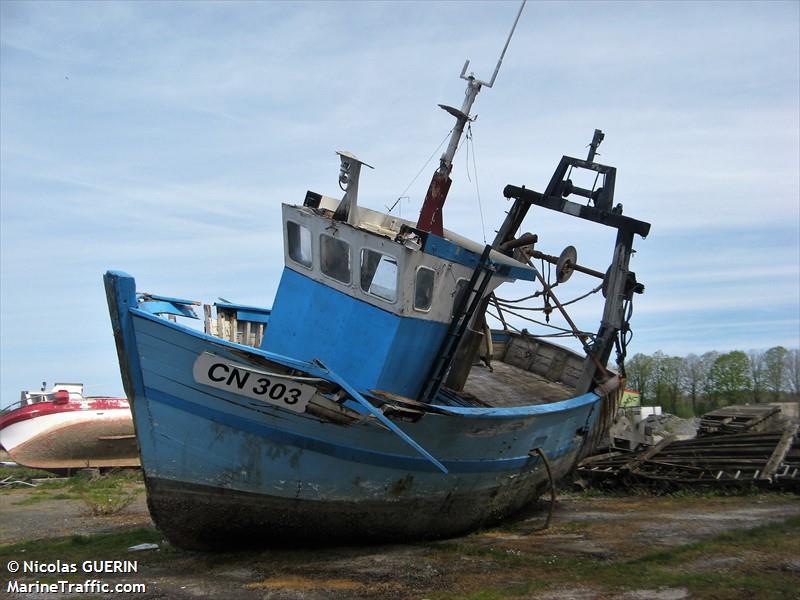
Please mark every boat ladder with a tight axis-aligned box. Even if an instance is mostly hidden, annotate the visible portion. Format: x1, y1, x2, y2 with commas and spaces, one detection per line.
418, 245, 495, 404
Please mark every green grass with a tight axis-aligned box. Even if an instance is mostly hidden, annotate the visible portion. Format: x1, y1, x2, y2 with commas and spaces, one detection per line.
12, 490, 80, 506
3, 469, 144, 514
425, 540, 528, 563
429, 515, 800, 600
68, 470, 143, 515
0, 528, 164, 565
0, 465, 60, 481
0, 528, 181, 584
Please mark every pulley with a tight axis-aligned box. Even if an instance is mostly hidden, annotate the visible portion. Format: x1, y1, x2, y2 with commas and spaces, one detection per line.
556, 245, 577, 283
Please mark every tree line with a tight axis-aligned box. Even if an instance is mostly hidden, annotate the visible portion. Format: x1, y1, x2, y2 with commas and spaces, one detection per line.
625, 346, 800, 418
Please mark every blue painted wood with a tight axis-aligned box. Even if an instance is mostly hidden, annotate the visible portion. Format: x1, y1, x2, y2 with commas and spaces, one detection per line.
104, 270, 604, 546
215, 302, 272, 313
234, 310, 270, 324
312, 359, 448, 473
139, 300, 199, 319
103, 271, 158, 469
131, 302, 598, 421
423, 234, 538, 281
215, 302, 272, 324
262, 267, 450, 398
144, 293, 199, 305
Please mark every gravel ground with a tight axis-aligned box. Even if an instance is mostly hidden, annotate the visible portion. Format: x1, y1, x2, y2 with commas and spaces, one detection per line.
1, 485, 799, 599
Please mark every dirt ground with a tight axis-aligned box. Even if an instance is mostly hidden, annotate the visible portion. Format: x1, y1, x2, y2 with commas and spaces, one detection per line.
1, 482, 799, 599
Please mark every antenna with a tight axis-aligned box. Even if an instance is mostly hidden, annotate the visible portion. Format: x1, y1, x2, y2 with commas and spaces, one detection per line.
416, 0, 527, 236
460, 0, 526, 88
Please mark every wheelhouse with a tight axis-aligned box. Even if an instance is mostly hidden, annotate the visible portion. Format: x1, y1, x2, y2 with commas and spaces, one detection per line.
261, 183, 537, 400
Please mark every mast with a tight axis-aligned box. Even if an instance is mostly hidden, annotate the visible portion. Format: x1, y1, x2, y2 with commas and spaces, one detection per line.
416, 1, 526, 236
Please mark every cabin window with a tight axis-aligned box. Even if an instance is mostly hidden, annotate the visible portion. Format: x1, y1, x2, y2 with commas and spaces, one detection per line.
360, 249, 397, 302
414, 267, 435, 311
320, 234, 351, 284
452, 278, 471, 317
287, 221, 312, 268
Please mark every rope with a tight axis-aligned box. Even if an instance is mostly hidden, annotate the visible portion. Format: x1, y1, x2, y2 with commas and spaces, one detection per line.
388, 127, 455, 216
524, 447, 556, 533
486, 307, 595, 338
466, 122, 487, 243
495, 283, 602, 309
494, 290, 544, 303
486, 315, 579, 339
616, 294, 635, 372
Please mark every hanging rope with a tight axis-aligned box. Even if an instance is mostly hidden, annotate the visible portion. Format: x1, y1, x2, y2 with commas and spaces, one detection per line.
615, 293, 635, 374
523, 447, 556, 533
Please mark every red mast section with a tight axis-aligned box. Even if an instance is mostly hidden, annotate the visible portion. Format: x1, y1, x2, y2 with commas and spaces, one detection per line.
416, 1, 526, 237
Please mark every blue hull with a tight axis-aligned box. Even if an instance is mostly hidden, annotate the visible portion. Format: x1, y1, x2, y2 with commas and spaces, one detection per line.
105, 271, 602, 549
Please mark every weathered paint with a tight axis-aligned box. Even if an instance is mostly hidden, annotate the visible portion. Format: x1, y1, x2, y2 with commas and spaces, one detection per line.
422, 233, 538, 281
104, 270, 602, 549
138, 300, 198, 319
262, 267, 450, 399
214, 302, 271, 324
0, 396, 139, 469
280, 204, 519, 325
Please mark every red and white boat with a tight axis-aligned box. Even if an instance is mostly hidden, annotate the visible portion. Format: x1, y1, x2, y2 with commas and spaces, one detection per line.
0, 383, 140, 470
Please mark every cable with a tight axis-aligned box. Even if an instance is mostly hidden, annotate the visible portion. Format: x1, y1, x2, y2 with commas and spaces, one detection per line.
485, 312, 585, 339
495, 304, 595, 337
495, 283, 602, 309
467, 122, 487, 243
387, 127, 455, 214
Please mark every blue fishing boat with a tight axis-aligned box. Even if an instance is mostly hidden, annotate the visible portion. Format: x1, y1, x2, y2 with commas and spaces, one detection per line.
104, 5, 650, 549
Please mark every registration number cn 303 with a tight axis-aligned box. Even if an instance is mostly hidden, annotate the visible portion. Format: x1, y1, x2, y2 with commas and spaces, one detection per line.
192, 352, 314, 413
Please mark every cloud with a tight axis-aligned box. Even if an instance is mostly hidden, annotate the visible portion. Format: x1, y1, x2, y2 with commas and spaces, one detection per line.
1, 0, 798, 404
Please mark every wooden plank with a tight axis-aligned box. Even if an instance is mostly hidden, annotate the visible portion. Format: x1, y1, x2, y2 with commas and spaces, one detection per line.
217, 312, 226, 341
579, 451, 627, 466
203, 304, 213, 335
621, 435, 675, 473
759, 424, 799, 481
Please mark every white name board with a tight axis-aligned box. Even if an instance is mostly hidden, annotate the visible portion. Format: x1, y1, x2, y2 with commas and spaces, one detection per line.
192, 353, 314, 413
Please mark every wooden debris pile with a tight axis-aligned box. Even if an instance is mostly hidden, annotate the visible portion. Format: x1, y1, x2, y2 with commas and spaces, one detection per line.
577, 424, 799, 491
698, 405, 782, 436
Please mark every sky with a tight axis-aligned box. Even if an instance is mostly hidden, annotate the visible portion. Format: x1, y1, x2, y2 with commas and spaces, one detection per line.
1, 0, 798, 404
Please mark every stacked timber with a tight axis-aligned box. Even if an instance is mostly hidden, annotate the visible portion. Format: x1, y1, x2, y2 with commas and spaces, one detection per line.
698, 405, 782, 437
577, 425, 799, 491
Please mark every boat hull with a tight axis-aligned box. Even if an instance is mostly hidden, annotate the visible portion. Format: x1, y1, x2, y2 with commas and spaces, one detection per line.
106, 271, 601, 549
0, 402, 139, 469
144, 464, 567, 548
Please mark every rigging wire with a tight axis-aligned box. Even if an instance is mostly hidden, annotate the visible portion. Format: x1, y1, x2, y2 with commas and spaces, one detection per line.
492, 303, 595, 337
494, 290, 544, 303
485, 311, 584, 339
589, 171, 600, 205
465, 122, 487, 243
495, 283, 603, 310
387, 127, 455, 216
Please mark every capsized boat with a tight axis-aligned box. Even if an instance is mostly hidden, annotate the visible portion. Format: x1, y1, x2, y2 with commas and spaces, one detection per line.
104, 6, 650, 550
0, 383, 139, 470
